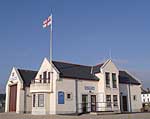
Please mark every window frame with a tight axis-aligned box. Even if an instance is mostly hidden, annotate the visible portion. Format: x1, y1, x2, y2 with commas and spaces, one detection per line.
112, 73, 117, 88
106, 95, 111, 107
38, 94, 44, 107
105, 72, 110, 88
33, 94, 36, 107
113, 95, 118, 107
43, 71, 47, 79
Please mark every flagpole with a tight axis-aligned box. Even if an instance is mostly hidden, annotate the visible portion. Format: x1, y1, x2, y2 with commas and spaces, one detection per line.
50, 14, 52, 64
50, 14, 53, 93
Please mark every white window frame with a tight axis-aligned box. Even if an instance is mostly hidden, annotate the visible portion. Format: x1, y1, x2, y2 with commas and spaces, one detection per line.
38, 94, 44, 107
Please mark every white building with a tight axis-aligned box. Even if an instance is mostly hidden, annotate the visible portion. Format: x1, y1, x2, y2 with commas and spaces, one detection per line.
141, 88, 150, 104
5, 58, 142, 115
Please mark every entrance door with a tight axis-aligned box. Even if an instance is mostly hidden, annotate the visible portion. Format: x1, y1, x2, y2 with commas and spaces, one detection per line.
122, 96, 128, 112
91, 95, 96, 112
82, 95, 88, 113
9, 84, 17, 112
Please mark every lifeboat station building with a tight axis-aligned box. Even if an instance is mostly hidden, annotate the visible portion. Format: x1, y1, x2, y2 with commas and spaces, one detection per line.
5, 58, 142, 115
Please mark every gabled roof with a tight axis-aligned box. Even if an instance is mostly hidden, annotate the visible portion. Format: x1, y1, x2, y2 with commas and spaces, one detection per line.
15, 60, 141, 87
53, 61, 99, 81
17, 69, 38, 87
119, 70, 141, 85
92, 63, 104, 74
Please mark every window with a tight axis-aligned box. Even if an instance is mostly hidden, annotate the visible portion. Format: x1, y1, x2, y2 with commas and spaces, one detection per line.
112, 73, 117, 88
67, 94, 71, 99
113, 95, 118, 107
106, 95, 111, 107
66, 92, 73, 100
33, 94, 36, 107
38, 94, 44, 107
105, 72, 110, 88
39, 75, 42, 79
48, 72, 50, 79
133, 95, 137, 101
43, 71, 47, 79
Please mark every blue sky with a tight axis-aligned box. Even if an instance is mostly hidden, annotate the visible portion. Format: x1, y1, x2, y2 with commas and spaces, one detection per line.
0, 0, 150, 92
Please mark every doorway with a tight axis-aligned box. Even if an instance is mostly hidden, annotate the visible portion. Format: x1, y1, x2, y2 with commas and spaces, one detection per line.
122, 96, 128, 112
91, 95, 96, 112
9, 84, 17, 112
82, 95, 88, 113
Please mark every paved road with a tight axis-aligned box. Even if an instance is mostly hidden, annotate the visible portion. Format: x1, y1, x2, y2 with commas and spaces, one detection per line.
0, 112, 150, 119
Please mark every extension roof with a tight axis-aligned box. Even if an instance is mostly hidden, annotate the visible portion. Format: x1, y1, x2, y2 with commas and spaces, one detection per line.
119, 70, 141, 85
17, 69, 37, 87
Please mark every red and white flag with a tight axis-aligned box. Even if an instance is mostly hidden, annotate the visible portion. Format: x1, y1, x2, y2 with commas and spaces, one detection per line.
43, 16, 52, 28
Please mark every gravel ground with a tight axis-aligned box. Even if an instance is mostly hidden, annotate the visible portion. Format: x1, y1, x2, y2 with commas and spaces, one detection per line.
1, 112, 150, 119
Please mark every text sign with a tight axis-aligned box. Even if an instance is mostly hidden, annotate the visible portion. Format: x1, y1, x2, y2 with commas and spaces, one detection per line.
84, 86, 95, 90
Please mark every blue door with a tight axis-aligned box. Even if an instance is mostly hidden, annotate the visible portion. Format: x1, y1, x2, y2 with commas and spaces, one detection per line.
58, 91, 64, 104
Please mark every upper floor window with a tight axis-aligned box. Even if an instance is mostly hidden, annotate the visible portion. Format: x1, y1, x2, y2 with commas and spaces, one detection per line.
112, 73, 117, 88
43, 71, 47, 79
105, 72, 110, 88
39, 75, 42, 79
48, 72, 50, 79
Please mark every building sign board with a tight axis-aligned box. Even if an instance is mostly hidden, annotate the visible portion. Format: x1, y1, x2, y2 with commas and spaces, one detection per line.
84, 86, 95, 90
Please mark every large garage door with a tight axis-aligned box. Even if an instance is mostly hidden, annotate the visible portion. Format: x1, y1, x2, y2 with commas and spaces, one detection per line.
9, 84, 17, 112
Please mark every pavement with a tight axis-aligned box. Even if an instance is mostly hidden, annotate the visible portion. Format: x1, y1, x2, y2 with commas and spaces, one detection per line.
1, 112, 150, 119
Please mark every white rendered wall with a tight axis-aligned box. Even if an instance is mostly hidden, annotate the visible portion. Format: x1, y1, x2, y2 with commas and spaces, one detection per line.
25, 87, 32, 113
56, 78, 98, 114
119, 84, 142, 112
96, 60, 120, 112
32, 58, 58, 115
5, 67, 25, 113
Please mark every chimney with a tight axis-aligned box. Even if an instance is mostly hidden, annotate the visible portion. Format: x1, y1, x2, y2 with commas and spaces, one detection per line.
91, 66, 93, 74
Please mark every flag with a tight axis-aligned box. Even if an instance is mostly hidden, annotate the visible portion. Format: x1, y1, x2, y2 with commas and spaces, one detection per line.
43, 16, 52, 28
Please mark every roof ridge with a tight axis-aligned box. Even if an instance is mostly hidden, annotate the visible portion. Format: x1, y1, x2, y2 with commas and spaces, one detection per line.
53, 60, 92, 67
17, 68, 37, 72
94, 63, 104, 66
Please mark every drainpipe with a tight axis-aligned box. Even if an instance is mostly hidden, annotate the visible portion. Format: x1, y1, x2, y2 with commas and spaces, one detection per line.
128, 81, 132, 112
75, 79, 78, 115
24, 88, 26, 113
